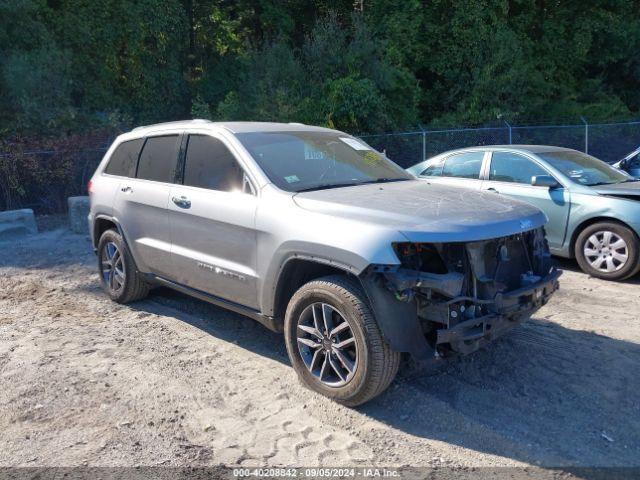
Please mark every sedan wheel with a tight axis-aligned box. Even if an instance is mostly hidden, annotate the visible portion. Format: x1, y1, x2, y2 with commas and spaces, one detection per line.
575, 222, 640, 281
583, 231, 628, 273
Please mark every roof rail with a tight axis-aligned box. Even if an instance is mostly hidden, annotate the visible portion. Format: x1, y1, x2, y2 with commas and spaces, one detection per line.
131, 119, 212, 132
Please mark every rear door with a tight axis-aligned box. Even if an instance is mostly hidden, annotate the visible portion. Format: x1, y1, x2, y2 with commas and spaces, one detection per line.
168, 132, 259, 309
417, 151, 486, 190
114, 133, 181, 278
481, 151, 571, 250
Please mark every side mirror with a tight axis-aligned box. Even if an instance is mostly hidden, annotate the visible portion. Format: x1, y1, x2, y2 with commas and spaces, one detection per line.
531, 175, 560, 188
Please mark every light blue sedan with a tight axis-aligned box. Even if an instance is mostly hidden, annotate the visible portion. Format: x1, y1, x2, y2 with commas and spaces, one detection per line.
612, 146, 640, 179
408, 145, 640, 280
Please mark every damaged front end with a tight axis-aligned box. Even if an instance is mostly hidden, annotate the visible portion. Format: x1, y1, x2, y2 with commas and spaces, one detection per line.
361, 227, 561, 361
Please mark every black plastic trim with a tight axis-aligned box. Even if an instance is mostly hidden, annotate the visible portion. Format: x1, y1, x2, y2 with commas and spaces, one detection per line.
144, 274, 282, 333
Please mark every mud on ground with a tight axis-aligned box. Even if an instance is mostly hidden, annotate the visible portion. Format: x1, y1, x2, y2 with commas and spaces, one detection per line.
0, 229, 639, 468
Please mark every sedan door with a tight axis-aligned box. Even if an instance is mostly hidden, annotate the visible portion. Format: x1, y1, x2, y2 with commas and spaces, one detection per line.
168, 133, 259, 309
417, 151, 487, 190
113, 134, 181, 278
481, 151, 571, 250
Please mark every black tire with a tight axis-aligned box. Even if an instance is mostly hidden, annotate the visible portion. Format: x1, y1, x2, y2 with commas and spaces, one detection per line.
574, 221, 640, 281
97, 229, 150, 303
284, 275, 400, 407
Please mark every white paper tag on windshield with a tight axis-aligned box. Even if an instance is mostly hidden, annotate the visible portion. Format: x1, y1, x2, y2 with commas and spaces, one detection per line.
340, 137, 370, 150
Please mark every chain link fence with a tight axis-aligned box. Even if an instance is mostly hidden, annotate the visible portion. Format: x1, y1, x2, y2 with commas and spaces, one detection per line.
360, 120, 640, 168
2, 119, 640, 213
0, 142, 110, 213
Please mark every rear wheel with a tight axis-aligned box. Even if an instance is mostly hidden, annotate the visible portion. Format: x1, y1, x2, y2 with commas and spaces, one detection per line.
575, 222, 640, 281
284, 275, 400, 406
97, 229, 149, 303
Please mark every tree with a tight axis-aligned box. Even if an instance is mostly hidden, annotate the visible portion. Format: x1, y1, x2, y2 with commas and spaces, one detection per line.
214, 12, 420, 133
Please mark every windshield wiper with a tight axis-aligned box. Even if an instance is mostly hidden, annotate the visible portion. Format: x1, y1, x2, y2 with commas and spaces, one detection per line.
295, 177, 410, 192
357, 177, 411, 185
296, 182, 361, 192
590, 179, 638, 186
589, 181, 619, 186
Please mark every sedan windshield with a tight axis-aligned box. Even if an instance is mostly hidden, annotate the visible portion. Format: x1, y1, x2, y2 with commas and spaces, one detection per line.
236, 131, 412, 192
538, 150, 634, 186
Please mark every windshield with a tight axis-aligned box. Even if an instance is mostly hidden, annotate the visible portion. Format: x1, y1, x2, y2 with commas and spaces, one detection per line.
538, 150, 634, 186
236, 131, 412, 192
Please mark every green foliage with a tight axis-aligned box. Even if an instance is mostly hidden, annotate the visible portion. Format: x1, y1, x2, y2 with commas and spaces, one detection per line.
381, 0, 640, 125
214, 13, 419, 133
1, 0, 640, 138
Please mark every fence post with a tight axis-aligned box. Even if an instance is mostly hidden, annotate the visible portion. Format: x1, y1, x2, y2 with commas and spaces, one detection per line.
504, 121, 512, 144
580, 116, 589, 154
419, 125, 427, 162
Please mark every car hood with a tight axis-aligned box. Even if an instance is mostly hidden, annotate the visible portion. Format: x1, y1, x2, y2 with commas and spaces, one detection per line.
293, 180, 547, 242
591, 181, 640, 197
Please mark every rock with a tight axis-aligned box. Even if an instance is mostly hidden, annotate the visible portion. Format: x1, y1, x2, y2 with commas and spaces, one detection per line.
0, 208, 37, 240
67, 196, 89, 234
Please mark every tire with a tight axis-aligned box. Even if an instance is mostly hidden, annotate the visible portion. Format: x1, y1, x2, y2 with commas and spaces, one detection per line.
574, 222, 640, 281
284, 275, 401, 406
97, 229, 150, 303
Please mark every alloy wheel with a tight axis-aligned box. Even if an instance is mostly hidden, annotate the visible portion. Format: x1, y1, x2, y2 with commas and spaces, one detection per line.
583, 230, 629, 273
101, 241, 126, 292
296, 302, 358, 387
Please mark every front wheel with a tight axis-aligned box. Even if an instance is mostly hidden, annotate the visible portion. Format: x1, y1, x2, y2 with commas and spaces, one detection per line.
284, 275, 400, 406
574, 222, 640, 281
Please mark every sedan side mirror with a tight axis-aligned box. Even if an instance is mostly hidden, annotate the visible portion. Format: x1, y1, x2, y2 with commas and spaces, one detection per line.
531, 175, 560, 188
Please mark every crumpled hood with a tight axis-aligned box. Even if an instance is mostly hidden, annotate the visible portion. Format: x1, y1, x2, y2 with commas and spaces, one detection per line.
591, 181, 640, 197
293, 180, 547, 242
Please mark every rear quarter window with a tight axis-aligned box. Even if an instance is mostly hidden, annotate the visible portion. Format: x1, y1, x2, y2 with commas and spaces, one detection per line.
104, 139, 144, 177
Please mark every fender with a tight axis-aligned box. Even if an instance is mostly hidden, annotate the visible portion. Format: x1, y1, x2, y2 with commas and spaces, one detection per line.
260, 247, 369, 316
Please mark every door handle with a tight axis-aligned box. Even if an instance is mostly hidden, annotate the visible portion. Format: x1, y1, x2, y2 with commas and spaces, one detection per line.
487, 187, 499, 193
172, 196, 191, 209
121, 186, 133, 193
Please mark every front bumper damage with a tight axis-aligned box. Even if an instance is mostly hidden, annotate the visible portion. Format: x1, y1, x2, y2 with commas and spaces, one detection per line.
430, 269, 559, 355
360, 227, 561, 360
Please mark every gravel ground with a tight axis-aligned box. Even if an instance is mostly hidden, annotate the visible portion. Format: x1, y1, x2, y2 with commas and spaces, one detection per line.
0, 228, 639, 469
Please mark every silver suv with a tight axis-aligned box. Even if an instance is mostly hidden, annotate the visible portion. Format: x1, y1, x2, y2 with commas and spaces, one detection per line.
89, 120, 560, 406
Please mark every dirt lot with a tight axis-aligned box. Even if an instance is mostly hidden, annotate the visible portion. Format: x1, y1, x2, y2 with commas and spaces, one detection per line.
0, 228, 639, 469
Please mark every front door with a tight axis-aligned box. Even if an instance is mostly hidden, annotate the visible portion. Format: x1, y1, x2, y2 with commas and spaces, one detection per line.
168, 133, 259, 309
626, 149, 640, 178
481, 151, 571, 250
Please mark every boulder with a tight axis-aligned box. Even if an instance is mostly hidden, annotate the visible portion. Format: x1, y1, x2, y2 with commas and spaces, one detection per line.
0, 208, 38, 240
68, 196, 90, 234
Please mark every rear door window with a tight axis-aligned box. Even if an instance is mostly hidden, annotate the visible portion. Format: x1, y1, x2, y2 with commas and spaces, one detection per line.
104, 139, 143, 177
442, 152, 484, 179
489, 152, 548, 184
136, 135, 180, 183
183, 135, 245, 192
